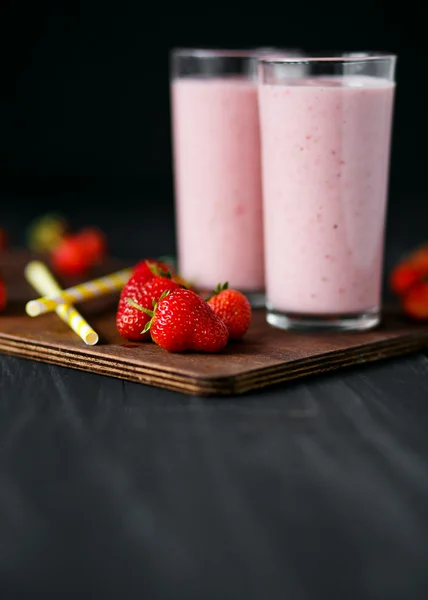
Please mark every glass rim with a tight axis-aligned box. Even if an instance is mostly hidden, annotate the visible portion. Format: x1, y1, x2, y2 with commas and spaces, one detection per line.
171, 47, 300, 59
259, 51, 397, 65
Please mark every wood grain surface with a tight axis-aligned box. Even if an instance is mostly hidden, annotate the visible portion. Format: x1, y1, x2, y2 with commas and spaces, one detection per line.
1, 250, 428, 396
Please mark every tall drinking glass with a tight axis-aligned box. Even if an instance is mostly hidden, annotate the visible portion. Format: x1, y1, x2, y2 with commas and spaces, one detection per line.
170, 48, 297, 305
258, 53, 397, 330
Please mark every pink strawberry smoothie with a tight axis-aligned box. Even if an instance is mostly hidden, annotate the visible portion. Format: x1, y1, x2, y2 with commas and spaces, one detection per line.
171, 77, 264, 293
259, 75, 395, 315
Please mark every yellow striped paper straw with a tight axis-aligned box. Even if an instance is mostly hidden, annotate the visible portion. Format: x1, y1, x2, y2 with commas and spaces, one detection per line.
25, 267, 132, 317
24, 261, 99, 346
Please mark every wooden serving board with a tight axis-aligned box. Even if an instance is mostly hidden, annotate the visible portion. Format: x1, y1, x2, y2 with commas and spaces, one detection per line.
1, 250, 428, 396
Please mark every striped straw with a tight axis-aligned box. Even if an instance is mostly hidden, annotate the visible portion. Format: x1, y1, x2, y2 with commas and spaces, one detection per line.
24, 261, 99, 345
25, 267, 132, 317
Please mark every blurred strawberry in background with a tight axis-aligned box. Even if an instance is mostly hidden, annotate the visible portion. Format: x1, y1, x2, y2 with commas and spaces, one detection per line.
75, 227, 106, 265
390, 243, 428, 320
25, 213, 109, 278
51, 235, 90, 277
51, 228, 108, 278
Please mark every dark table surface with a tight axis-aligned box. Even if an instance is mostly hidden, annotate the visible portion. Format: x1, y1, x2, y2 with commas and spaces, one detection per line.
1, 198, 428, 599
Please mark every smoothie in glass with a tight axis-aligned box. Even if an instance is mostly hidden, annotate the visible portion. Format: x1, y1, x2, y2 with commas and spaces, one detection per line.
258, 55, 396, 330
170, 48, 298, 301
171, 74, 263, 294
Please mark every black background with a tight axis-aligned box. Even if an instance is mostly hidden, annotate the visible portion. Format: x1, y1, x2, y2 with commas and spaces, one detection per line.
0, 0, 426, 267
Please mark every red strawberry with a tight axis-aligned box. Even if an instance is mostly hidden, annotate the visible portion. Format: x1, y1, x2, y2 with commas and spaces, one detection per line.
116, 273, 182, 341
402, 282, 428, 320
51, 235, 90, 277
76, 227, 106, 264
131, 288, 229, 352
0, 276, 6, 312
126, 260, 163, 293
133, 259, 193, 290
207, 283, 251, 340
390, 262, 422, 297
133, 259, 175, 277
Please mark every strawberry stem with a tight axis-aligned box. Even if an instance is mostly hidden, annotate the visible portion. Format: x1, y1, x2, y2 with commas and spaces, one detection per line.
158, 289, 171, 302
126, 297, 153, 317
142, 320, 152, 334
127, 290, 171, 335
146, 260, 173, 279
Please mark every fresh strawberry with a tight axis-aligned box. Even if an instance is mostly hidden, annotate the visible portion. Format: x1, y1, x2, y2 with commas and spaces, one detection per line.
402, 282, 428, 320
76, 227, 106, 264
116, 273, 182, 341
133, 259, 193, 290
0, 276, 6, 312
51, 235, 90, 277
390, 262, 423, 297
130, 288, 229, 352
390, 244, 428, 297
207, 282, 251, 340
133, 258, 175, 277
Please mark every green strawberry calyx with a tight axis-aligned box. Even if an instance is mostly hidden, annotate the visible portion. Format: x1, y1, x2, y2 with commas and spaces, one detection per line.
145, 260, 192, 290
126, 289, 171, 334
206, 282, 228, 301
145, 260, 173, 279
